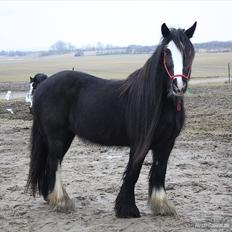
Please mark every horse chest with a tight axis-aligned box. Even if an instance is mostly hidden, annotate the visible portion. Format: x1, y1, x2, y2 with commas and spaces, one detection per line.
155, 108, 184, 142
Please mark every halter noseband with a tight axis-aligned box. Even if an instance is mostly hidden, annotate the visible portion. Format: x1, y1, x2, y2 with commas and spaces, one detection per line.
163, 47, 191, 80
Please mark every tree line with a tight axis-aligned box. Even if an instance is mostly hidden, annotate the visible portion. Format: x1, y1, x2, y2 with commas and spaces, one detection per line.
0, 40, 232, 57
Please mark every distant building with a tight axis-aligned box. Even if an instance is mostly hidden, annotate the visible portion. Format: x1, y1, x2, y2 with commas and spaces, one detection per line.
74, 50, 84, 56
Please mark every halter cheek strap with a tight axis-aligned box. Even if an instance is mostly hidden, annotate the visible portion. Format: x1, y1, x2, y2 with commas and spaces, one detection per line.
163, 48, 191, 80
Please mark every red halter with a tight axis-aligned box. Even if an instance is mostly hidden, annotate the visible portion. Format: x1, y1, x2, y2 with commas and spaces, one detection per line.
163, 48, 191, 80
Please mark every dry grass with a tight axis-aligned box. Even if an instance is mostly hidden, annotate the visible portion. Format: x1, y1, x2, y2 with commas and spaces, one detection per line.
0, 52, 231, 82
192, 52, 232, 78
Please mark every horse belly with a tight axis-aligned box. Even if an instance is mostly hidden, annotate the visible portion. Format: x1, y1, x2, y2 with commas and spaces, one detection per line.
73, 116, 128, 146
70, 95, 129, 146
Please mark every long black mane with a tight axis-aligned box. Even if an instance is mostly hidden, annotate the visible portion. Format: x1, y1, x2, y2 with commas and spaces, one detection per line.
120, 45, 164, 161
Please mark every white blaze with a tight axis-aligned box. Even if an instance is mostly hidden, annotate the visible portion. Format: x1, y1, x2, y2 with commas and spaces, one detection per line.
167, 41, 184, 90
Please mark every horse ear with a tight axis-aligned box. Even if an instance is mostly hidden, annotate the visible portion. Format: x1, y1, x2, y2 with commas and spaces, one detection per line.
161, 23, 170, 38
30, 76, 33, 82
185, 22, 197, 38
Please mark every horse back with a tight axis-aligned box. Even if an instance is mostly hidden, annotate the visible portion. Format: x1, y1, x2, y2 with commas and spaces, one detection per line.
33, 70, 129, 146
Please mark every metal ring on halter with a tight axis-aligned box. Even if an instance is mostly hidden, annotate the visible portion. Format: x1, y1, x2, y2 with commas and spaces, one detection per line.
163, 47, 191, 80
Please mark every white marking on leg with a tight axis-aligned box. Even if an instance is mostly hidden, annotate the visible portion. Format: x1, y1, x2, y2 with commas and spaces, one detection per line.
149, 187, 177, 216
48, 164, 64, 206
151, 187, 166, 203
47, 164, 75, 212
54, 164, 64, 200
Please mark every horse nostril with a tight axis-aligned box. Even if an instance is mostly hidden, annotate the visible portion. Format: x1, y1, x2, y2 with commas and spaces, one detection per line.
183, 82, 188, 92
173, 84, 178, 92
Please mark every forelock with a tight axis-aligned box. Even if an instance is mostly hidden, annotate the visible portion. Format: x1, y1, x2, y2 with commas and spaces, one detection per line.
168, 28, 195, 61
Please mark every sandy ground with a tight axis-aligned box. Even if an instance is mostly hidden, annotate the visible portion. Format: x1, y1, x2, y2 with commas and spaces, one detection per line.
0, 83, 231, 232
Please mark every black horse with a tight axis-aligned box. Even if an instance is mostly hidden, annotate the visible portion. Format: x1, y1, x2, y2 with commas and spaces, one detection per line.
28, 73, 48, 113
26, 22, 197, 218
30, 73, 48, 95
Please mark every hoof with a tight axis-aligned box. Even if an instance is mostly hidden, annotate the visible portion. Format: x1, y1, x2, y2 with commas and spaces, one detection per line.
52, 198, 75, 213
149, 188, 177, 216
48, 188, 75, 213
115, 204, 141, 218
150, 198, 177, 216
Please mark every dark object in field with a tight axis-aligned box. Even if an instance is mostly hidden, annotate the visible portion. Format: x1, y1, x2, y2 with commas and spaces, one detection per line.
29, 73, 48, 113
26, 22, 197, 218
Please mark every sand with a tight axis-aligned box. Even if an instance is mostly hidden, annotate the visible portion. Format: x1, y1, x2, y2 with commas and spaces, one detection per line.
0, 84, 231, 231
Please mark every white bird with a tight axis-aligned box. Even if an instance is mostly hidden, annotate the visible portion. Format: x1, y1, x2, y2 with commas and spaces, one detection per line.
5, 91, 12, 100
6, 108, 14, 114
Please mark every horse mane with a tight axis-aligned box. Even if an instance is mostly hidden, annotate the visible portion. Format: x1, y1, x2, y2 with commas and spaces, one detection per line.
120, 44, 165, 162
120, 28, 193, 163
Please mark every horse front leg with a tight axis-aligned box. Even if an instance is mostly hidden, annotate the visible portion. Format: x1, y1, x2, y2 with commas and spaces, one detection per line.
115, 150, 146, 218
148, 140, 177, 216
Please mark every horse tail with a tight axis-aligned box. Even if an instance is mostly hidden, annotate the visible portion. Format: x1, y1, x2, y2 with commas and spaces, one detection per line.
26, 114, 48, 197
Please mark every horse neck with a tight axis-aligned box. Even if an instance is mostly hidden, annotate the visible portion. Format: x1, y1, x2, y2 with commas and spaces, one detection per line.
120, 46, 167, 106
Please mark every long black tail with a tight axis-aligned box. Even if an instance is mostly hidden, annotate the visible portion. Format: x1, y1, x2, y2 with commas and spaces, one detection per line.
26, 115, 48, 197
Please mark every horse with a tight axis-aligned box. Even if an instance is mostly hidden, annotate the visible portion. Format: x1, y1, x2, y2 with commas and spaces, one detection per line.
26, 22, 197, 218
28, 73, 48, 113
30, 73, 48, 95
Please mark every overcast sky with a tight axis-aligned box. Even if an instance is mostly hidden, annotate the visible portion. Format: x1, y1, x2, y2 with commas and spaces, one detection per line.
0, 0, 231, 51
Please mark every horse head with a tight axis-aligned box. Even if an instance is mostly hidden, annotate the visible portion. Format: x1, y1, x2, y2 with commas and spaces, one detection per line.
30, 73, 48, 95
161, 22, 197, 97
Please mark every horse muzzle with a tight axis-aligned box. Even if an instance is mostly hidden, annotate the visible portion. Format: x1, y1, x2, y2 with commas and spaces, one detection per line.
172, 76, 188, 96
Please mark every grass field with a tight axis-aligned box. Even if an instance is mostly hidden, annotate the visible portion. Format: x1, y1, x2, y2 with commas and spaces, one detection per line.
0, 52, 231, 82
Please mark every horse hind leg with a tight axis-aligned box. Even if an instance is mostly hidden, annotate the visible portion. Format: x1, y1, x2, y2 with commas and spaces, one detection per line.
46, 133, 75, 212
47, 163, 75, 212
